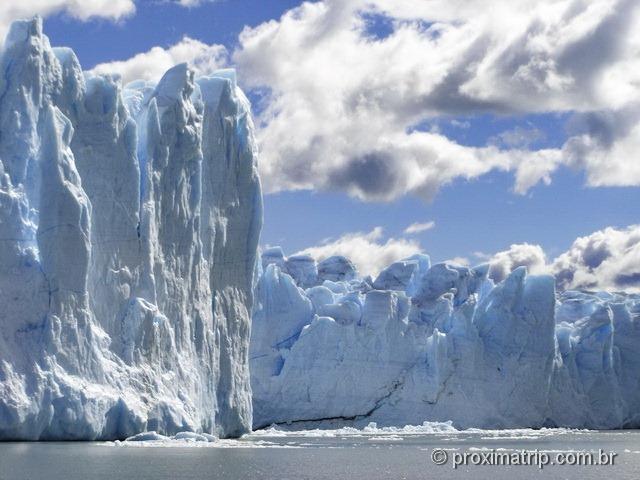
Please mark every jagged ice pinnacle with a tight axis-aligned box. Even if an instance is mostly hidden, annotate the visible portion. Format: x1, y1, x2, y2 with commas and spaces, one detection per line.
0, 17, 262, 440
251, 250, 640, 430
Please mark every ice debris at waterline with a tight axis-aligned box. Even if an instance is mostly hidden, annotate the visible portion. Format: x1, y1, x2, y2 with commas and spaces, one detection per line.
0, 17, 262, 440
250, 249, 640, 430
123, 431, 217, 442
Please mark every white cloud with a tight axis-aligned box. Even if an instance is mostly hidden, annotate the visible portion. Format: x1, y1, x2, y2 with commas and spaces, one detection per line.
552, 225, 640, 292
446, 256, 470, 266
91, 37, 227, 84
296, 227, 421, 277
295, 224, 640, 291
488, 243, 549, 283
231, 0, 640, 200
404, 220, 435, 235
486, 226, 640, 292
45, 0, 640, 202
490, 126, 545, 149
450, 119, 470, 129
0, 1, 135, 41
562, 105, 640, 189
473, 251, 492, 261
175, 0, 214, 6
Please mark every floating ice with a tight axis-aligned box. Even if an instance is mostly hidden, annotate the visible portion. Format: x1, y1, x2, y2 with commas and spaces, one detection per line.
125, 432, 171, 442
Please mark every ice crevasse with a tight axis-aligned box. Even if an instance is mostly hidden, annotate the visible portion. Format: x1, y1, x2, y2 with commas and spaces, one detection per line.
251, 249, 640, 430
0, 18, 262, 440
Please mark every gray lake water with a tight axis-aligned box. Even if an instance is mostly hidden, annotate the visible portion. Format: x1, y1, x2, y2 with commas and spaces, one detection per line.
1, 426, 640, 480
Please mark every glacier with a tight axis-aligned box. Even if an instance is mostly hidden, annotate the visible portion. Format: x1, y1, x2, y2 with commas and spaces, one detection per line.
250, 249, 640, 430
1, 16, 639, 443
0, 18, 262, 440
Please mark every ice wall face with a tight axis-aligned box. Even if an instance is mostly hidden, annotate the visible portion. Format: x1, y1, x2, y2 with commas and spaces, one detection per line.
0, 18, 262, 440
251, 250, 640, 430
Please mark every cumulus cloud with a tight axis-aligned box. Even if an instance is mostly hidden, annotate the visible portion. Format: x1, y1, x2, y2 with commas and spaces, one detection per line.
295, 224, 640, 291
0, 1, 135, 41
404, 221, 435, 234
231, 0, 640, 200
488, 243, 549, 283
562, 105, 640, 189
296, 227, 421, 277
552, 225, 640, 291
91, 37, 227, 84
486, 226, 640, 292
75, 0, 640, 201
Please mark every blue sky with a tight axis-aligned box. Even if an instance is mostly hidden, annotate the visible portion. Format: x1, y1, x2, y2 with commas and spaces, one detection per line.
43, 1, 301, 65
19, 0, 639, 289
261, 169, 639, 263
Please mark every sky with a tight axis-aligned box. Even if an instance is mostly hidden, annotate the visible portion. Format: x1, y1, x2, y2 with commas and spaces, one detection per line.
3, 0, 639, 290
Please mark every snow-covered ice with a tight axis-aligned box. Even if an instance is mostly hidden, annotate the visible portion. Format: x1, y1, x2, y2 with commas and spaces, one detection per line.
0, 17, 262, 440
251, 248, 640, 430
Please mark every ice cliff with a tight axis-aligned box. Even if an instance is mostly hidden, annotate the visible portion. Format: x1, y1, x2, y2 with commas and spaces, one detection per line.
251, 250, 640, 430
0, 18, 262, 440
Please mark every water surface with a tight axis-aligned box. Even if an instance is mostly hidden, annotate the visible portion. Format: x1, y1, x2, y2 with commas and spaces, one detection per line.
1, 426, 639, 480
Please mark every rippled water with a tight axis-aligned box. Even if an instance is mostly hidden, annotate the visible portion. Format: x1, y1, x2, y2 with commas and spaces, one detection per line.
1, 426, 640, 479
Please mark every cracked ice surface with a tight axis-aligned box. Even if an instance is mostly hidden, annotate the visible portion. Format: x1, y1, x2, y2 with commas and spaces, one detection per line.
0, 17, 262, 440
251, 250, 640, 430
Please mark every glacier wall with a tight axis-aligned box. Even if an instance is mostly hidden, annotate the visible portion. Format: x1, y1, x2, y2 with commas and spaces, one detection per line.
251, 249, 640, 430
0, 18, 262, 440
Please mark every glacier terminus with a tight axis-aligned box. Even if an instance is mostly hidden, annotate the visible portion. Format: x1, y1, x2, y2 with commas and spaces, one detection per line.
251, 249, 640, 430
0, 17, 262, 440
0, 16, 639, 443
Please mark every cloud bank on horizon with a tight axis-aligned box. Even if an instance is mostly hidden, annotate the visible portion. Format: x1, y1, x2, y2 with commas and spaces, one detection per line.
489, 225, 640, 292
3, 0, 639, 291
295, 227, 422, 278
291, 224, 640, 293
